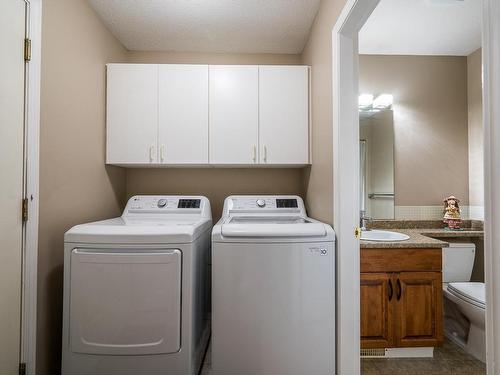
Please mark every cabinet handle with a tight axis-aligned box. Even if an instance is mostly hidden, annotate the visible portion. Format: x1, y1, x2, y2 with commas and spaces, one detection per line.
253, 145, 257, 163
388, 279, 393, 301
263, 145, 268, 163
149, 145, 155, 162
396, 278, 402, 301
160, 145, 165, 162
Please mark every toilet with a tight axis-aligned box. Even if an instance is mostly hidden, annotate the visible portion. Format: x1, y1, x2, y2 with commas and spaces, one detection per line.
442, 243, 486, 362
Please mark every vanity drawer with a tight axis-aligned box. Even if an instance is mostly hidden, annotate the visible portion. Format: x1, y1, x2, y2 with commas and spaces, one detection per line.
361, 248, 442, 273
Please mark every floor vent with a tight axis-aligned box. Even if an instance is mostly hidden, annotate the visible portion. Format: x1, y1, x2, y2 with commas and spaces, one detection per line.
360, 348, 386, 358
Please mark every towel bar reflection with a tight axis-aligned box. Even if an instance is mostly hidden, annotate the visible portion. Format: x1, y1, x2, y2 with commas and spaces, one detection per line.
368, 193, 395, 199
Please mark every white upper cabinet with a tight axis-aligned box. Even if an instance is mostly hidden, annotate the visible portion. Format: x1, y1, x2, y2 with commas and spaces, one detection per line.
106, 64, 310, 166
209, 65, 259, 165
259, 66, 309, 164
158, 65, 209, 164
106, 64, 158, 165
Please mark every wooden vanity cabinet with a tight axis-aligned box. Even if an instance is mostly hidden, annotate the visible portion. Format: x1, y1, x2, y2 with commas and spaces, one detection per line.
360, 273, 395, 348
360, 249, 443, 349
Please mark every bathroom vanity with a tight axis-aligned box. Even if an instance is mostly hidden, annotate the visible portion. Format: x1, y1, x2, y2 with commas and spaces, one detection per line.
360, 247, 443, 349
360, 225, 484, 351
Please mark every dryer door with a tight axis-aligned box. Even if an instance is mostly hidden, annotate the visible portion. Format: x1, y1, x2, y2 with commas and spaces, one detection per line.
69, 249, 181, 355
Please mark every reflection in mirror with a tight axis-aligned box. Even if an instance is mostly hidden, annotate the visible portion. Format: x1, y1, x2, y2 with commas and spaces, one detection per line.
359, 107, 395, 219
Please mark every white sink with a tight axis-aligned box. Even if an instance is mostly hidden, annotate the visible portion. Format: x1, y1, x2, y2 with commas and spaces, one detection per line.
361, 230, 410, 242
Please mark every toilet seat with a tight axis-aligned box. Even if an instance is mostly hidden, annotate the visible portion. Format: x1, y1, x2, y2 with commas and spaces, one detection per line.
447, 282, 485, 309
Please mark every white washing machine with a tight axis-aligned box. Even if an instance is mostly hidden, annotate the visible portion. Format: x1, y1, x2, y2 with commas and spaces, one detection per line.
62, 196, 212, 375
212, 195, 336, 375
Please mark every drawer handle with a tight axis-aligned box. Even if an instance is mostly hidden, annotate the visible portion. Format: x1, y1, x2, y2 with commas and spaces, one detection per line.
396, 278, 402, 301
252, 145, 257, 163
263, 145, 268, 163
388, 279, 393, 301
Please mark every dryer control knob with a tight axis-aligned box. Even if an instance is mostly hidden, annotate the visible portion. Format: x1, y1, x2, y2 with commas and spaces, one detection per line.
256, 199, 266, 208
157, 199, 168, 208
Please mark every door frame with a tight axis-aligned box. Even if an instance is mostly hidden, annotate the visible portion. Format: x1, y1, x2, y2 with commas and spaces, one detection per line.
21, 1, 41, 374
332, 0, 500, 374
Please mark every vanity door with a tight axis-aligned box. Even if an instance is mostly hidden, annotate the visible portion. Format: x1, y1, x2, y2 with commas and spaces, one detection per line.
360, 273, 395, 348
395, 271, 443, 347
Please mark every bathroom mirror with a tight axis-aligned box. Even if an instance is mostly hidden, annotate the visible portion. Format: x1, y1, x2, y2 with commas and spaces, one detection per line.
359, 108, 395, 220
359, 52, 482, 223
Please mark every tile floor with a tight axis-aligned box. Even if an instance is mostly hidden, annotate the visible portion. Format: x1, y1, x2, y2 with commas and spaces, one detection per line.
361, 339, 485, 375
199, 338, 485, 375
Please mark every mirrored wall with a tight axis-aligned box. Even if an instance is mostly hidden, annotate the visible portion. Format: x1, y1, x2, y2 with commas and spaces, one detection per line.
359, 97, 395, 220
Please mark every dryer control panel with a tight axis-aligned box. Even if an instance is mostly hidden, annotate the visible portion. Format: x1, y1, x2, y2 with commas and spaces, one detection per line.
123, 196, 210, 217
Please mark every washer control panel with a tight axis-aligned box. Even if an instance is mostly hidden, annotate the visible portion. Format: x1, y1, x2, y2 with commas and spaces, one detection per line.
225, 196, 305, 215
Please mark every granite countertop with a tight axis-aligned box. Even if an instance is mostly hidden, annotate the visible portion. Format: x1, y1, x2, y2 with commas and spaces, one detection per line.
360, 228, 484, 249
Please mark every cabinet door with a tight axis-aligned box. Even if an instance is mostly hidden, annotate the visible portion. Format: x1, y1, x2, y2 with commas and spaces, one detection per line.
360, 273, 395, 348
159, 65, 209, 164
395, 272, 443, 347
106, 64, 158, 164
259, 66, 309, 165
209, 65, 258, 164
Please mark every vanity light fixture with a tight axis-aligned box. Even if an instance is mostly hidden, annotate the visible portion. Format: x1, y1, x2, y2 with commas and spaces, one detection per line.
358, 93, 374, 109
359, 93, 393, 112
373, 94, 393, 109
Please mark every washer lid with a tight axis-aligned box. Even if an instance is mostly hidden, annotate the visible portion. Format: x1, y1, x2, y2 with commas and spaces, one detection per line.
220, 216, 328, 238
448, 282, 485, 308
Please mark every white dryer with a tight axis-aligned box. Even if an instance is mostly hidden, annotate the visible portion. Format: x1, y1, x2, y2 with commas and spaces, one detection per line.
212, 195, 335, 375
62, 196, 212, 375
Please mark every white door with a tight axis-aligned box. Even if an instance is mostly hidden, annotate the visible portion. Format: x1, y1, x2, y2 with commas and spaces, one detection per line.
259, 66, 309, 164
209, 66, 259, 164
106, 64, 158, 165
159, 65, 209, 164
70, 249, 182, 355
0, 1, 26, 373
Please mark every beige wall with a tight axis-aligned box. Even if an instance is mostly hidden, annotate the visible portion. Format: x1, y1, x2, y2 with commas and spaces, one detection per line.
359, 55, 469, 206
127, 50, 302, 65
301, 0, 348, 225
127, 168, 305, 219
467, 48, 484, 209
38, 9, 306, 374
38, 1, 127, 374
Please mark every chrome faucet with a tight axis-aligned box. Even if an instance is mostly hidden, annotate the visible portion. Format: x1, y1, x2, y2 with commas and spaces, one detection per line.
360, 210, 372, 231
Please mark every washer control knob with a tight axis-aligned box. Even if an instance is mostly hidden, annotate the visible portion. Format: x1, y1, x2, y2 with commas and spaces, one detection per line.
256, 199, 266, 208
157, 199, 168, 208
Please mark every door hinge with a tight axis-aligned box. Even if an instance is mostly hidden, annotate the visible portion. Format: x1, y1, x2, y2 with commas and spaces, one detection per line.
24, 38, 31, 62
19, 362, 26, 375
22, 198, 29, 222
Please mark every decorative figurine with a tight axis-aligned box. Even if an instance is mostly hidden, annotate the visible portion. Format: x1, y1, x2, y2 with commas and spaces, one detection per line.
443, 195, 462, 230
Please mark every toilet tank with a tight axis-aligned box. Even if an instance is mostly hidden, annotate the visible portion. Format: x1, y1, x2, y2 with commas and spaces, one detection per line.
442, 243, 476, 283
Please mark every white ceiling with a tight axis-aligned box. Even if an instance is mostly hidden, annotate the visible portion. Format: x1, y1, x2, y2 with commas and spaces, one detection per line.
87, 0, 321, 54
359, 0, 482, 56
